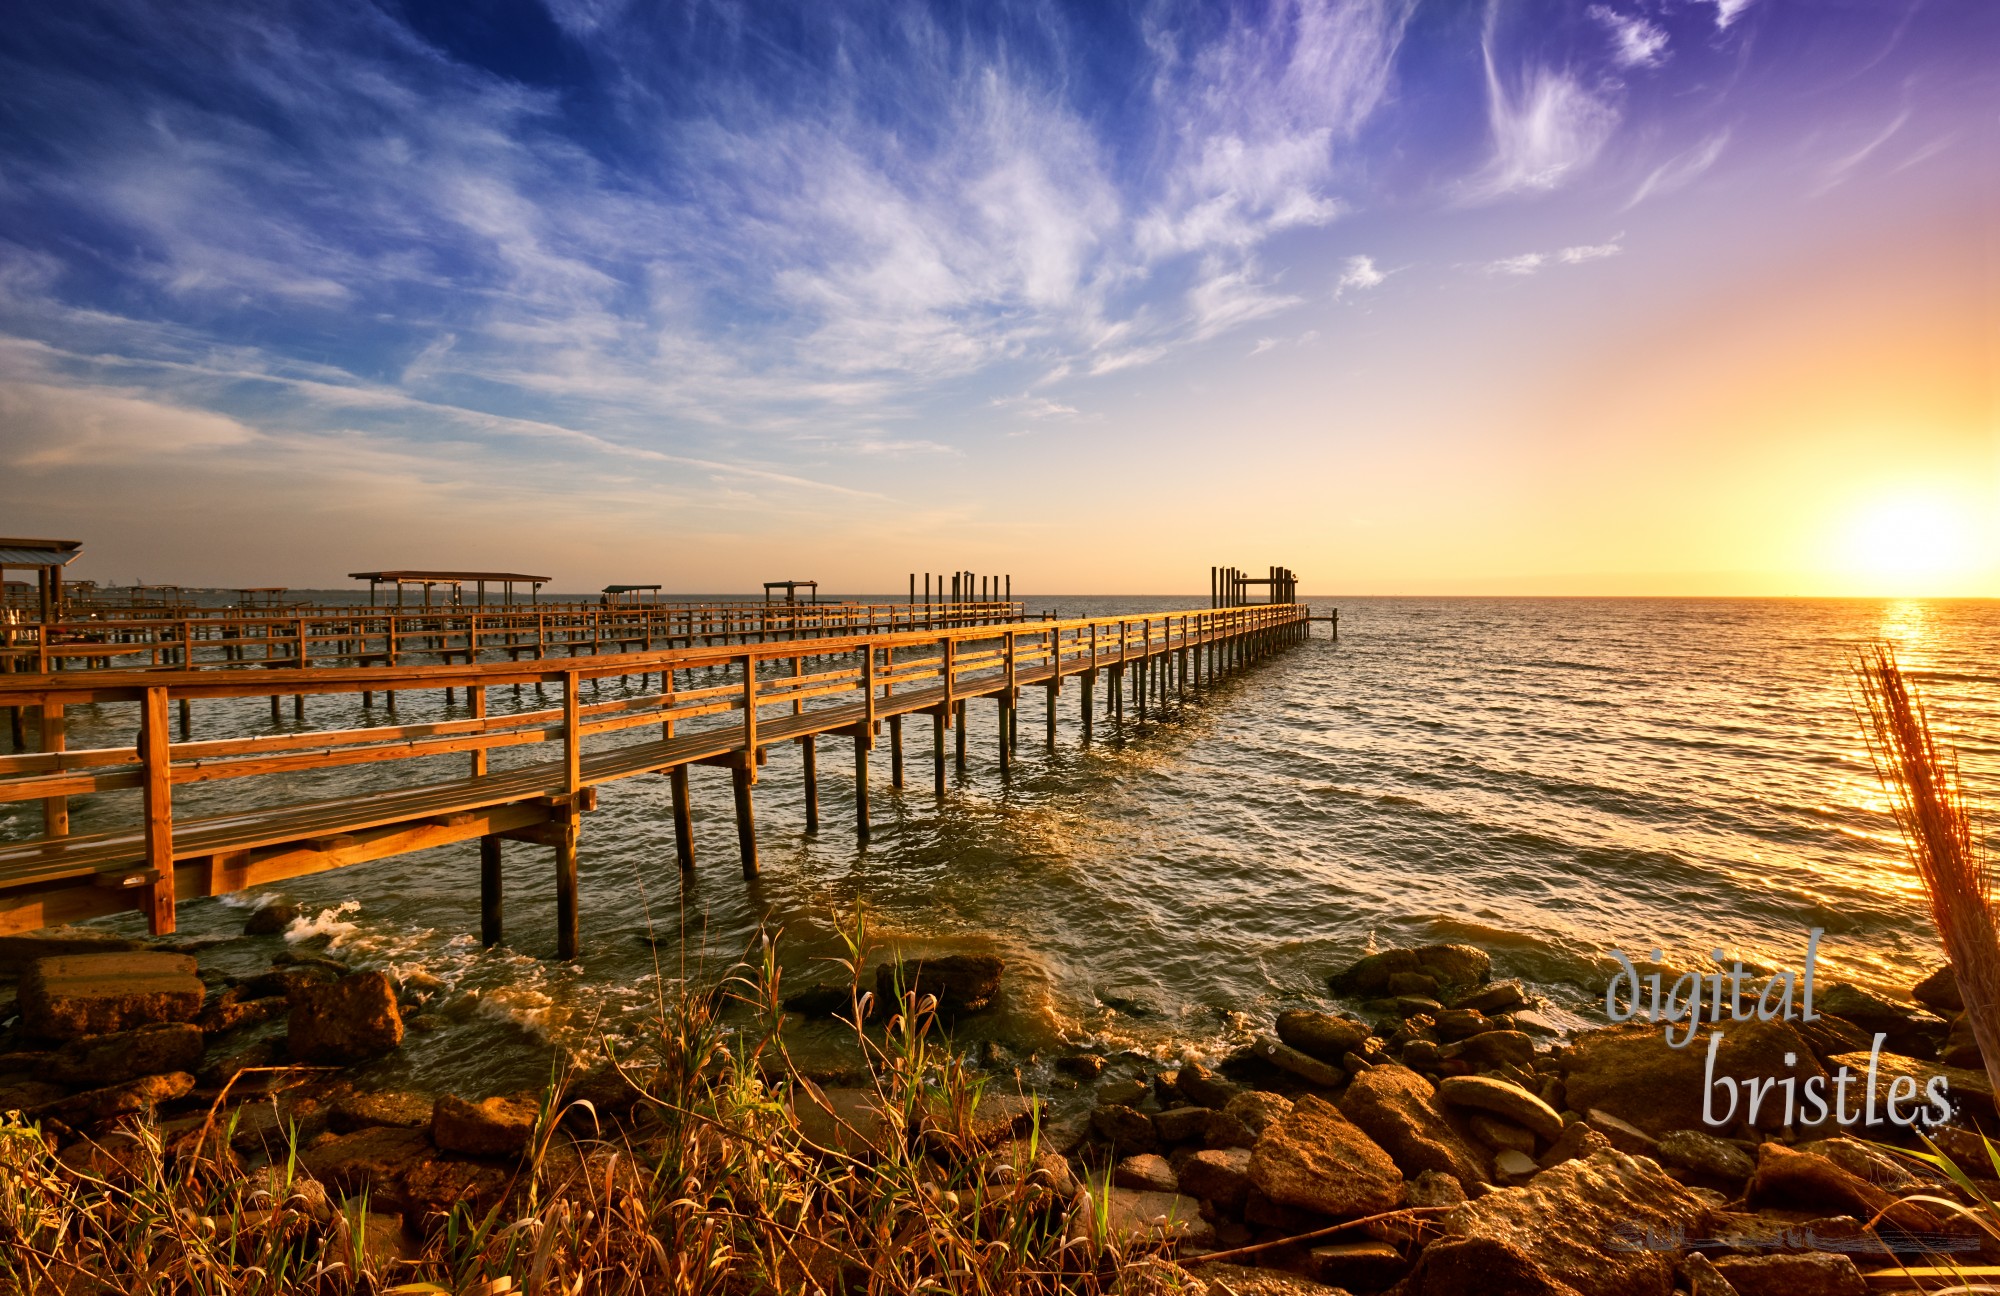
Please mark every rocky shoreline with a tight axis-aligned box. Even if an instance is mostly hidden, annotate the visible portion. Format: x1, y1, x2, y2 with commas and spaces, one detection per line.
5, 922, 1997, 1294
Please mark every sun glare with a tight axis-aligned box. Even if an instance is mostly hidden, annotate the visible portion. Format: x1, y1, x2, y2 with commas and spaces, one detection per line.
1836, 492, 1984, 593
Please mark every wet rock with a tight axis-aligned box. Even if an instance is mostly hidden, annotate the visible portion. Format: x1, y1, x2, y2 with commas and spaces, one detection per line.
0, 929, 145, 973
432, 1093, 537, 1158
199, 1039, 281, 1092
1113, 1152, 1177, 1193
780, 983, 853, 1017
1439, 1149, 1712, 1296
402, 1155, 515, 1228
1096, 1078, 1149, 1107
243, 901, 302, 936
1310, 1239, 1406, 1290
1681, 1253, 1739, 1296
1561, 1021, 1824, 1137
1493, 1148, 1539, 1182
1582, 1108, 1656, 1153
1439, 1029, 1534, 1071
1177, 1060, 1242, 1108
1454, 981, 1529, 1014
1913, 965, 1964, 1015
1401, 1039, 1442, 1071
1537, 1121, 1610, 1170
1469, 1112, 1536, 1154
1388, 970, 1441, 998
1826, 1048, 1993, 1121
1338, 1063, 1487, 1187
1816, 984, 1943, 1058
287, 971, 403, 1064
1942, 1013, 1982, 1069
1330, 945, 1492, 999
1057, 1053, 1107, 1080
1223, 1090, 1295, 1134
45, 1022, 203, 1088
339, 1203, 418, 1271
1248, 1093, 1402, 1218
1512, 1009, 1560, 1036
1091, 1104, 1158, 1154
35, 1071, 194, 1126
1408, 1167, 1468, 1207
1276, 1010, 1370, 1063
300, 1125, 432, 1210
1436, 1074, 1564, 1143
1153, 1105, 1210, 1144
1787, 1012, 1871, 1065
1433, 1009, 1491, 1042
1178, 1146, 1253, 1211
1793, 1136, 1921, 1191
1187, 1263, 1348, 1296
229, 1088, 339, 1153
1204, 1109, 1257, 1149
1710, 1252, 1864, 1296
1082, 1186, 1215, 1247
1245, 1035, 1346, 1088
1746, 1142, 1940, 1234
873, 953, 1003, 1016
57, 1131, 150, 1185
1656, 1129, 1754, 1184
333, 1090, 434, 1133
794, 1084, 889, 1157
18, 953, 205, 1040
240, 964, 338, 1001
1399, 1236, 1587, 1296
198, 987, 289, 1035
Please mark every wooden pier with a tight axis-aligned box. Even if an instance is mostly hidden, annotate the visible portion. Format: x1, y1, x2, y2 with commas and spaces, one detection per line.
0, 597, 1312, 956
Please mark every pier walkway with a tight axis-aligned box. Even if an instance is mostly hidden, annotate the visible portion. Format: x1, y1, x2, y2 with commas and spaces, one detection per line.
0, 602, 1310, 956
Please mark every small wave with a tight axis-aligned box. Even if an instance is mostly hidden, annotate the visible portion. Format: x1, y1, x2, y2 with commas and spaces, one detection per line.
285, 900, 361, 947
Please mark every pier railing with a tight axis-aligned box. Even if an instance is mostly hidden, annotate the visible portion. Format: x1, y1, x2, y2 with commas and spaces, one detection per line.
0, 601, 1310, 951
0, 600, 1024, 675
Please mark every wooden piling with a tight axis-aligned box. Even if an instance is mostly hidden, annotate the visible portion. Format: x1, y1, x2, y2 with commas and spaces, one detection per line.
932, 709, 946, 794
801, 735, 819, 831
39, 702, 65, 837
670, 765, 696, 872
732, 760, 758, 877
890, 713, 904, 788
480, 835, 503, 946
854, 729, 871, 842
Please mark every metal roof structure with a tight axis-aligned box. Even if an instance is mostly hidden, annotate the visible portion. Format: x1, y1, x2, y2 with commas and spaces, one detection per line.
349, 568, 550, 607
0, 538, 82, 569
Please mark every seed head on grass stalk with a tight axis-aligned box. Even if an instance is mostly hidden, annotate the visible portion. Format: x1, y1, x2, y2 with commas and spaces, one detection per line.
1856, 644, 2000, 1105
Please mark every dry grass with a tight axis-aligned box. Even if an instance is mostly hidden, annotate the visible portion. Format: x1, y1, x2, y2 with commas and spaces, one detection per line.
1856, 645, 2000, 1103
0, 919, 1204, 1295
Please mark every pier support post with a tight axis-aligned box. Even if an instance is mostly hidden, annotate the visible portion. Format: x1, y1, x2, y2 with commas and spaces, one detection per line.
554, 807, 580, 961
480, 835, 503, 946
1046, 681, 1058, 748
1082, 671, 1094, 741
997, 695, 1012, 775
955, 700, 967, 771
732, 760, 758, 877
670, 765, 695, 873
801, 736, 819, 831
932, 709, 946, 794
854, 729, 871, 842
890, 713, 904, 788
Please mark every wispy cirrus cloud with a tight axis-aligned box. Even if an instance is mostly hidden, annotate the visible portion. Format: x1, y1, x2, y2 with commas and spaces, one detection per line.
1587, 5, 1669, 69
1334, 254, 1388, 299
1463, 12, 1621, 203
1626, 129, 1731, 208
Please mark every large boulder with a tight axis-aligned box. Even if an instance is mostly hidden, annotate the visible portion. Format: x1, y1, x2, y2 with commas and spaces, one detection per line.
1561, 1021, 1824, 1137
1249, 1035, 1344, 1087
300, 1125, 433, 1213
287, 971, 403, 1063
1337, 1064, 1487, 1188
1815, 984, 1945, 1059
332, 1090, 434, 1133
1330, 945, 1491, 999
18, 953, 205, 1040
1711, 1252, 1865, 1296
1074, 1187, 1215, 1248
1746, 1142, 1941, 1235
432, 1094, 537, 1158
33, 1071, 194, 1125
1247, 1093, 1402, 1218
1436, 1075, 1564, 1143
1178, 1147, 1253, 1211
45, 1022, 204, 1088
873, 954, 1002, 1016
1912, 965, 1964, 1015
1277, 1010, 1370, 1063
1438, 1149, 1710, 1296
1827, 1049, 1994, 1122
1399, 1236, 1586, 1296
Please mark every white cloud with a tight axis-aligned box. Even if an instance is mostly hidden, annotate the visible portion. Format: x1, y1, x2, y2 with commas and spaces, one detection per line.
1464, 13, 1621, 202
1812, 109, 1912, 196
1587, 6, 1669, 69
1693, 0, 1756, 30
1334, 254, 1388, 299
1484, 253, 1546, 276
1558, 240, 1622, 263
1626, 129, 1731, 208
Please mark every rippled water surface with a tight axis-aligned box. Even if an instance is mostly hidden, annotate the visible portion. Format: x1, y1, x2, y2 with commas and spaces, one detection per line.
11, 596, 2000, 1093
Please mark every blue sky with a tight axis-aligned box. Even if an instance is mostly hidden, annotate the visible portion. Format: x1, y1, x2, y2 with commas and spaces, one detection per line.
0, 1, 1991, 592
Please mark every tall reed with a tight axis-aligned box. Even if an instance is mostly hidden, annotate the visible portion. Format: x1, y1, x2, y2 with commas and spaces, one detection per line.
1856, 644, 2000, 1103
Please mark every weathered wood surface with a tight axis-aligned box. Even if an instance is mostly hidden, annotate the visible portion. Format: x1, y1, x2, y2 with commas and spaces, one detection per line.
0, 603, 1307, 942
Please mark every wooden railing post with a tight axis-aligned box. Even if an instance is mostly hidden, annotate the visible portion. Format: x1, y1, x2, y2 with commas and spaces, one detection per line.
741, 653, 759, 779
140, 687, 176, 935
39, 702, 66, 837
